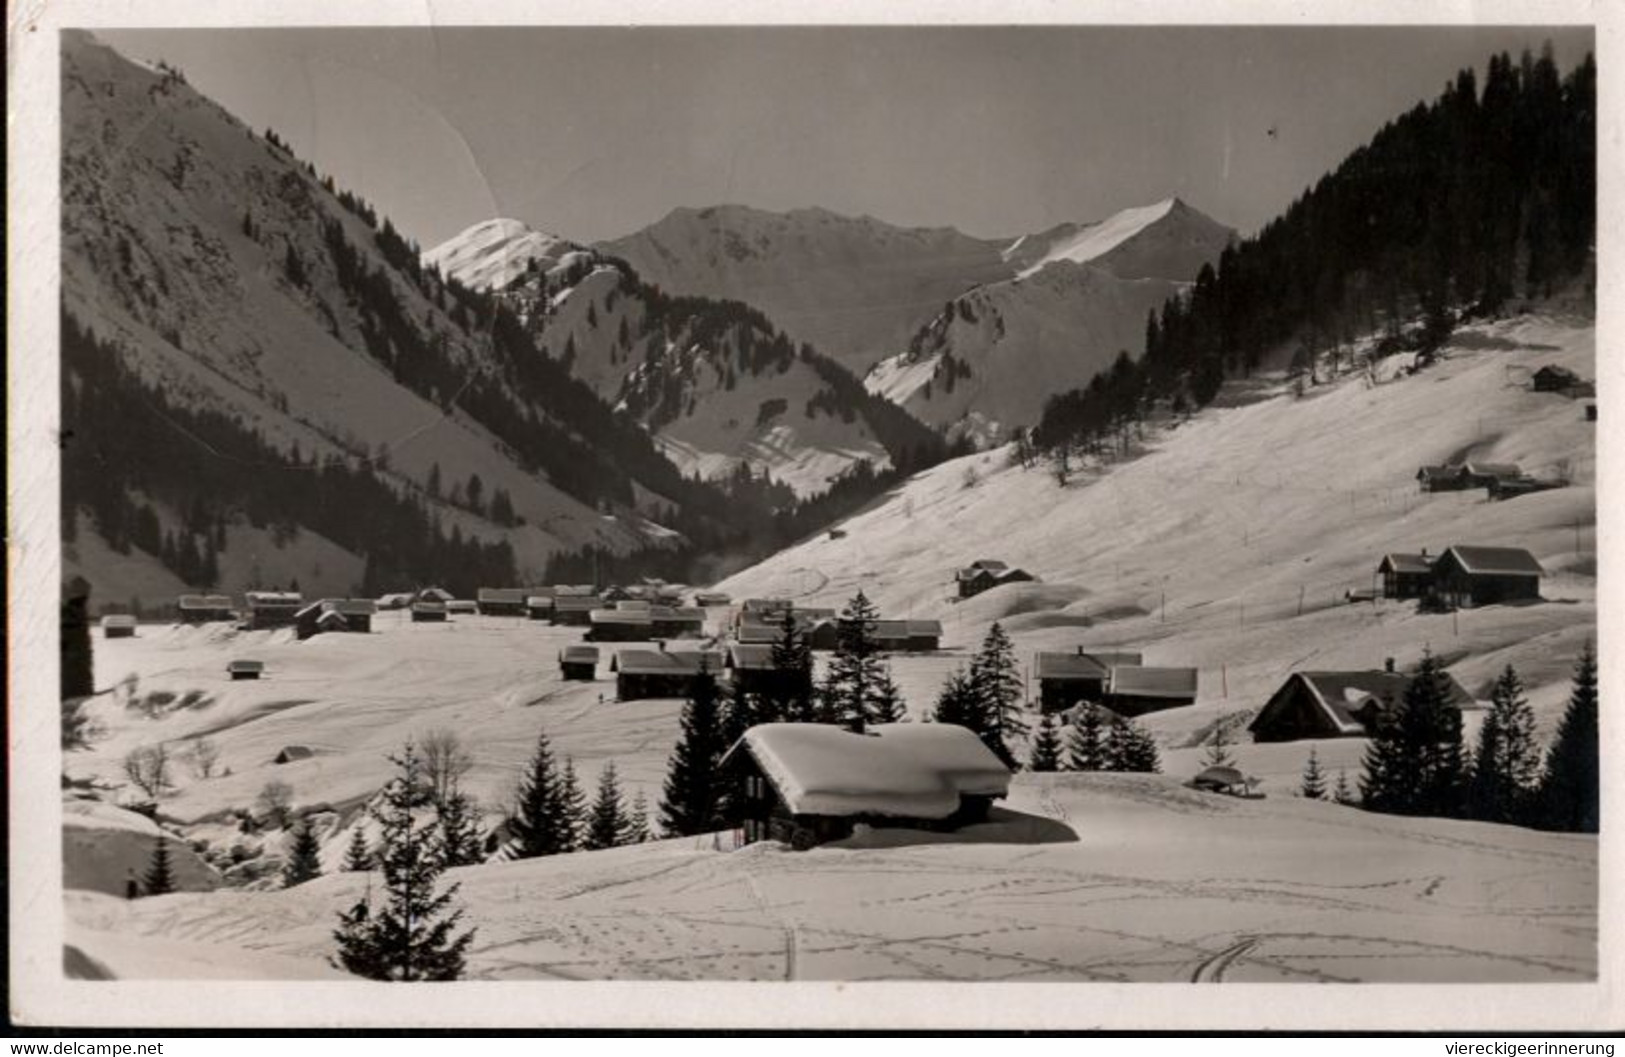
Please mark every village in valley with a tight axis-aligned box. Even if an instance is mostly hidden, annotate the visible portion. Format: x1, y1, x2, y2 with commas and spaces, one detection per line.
46, 25, 1600, 990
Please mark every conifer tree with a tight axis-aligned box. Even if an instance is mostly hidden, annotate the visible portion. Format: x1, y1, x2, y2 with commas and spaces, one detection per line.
931, 668, 978, 728
1066, 704, 1109, 772
331, 742, 475, 981
968, 623, 1026, 766
342, 825, 374, 872
1538, 643, 1599, 833
765, 608, 814, 722
1361, 652, 1466, 816
1300, 748, 1326, 800
283, 822, 324, 887
1104, 716, 1161, 773
1333, 768, 1355, 806
557, 758, 587, 854
585, 762, 629, 851
142, 835, 175, 896
872, 667, 907, 724
660, 658, 728, 836
822, 591, 887, 732
1467, 664, 1541, 824
509, 729, 570, 858
627, 791, 653, 844
1203, 716, 1237, 770
435, 782, 485, 867
1028, 713, 1064, 772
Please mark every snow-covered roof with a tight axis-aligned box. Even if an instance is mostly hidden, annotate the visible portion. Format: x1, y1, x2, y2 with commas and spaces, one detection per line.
100, 614, 137, 628
1462, 462, 1522, 480
1250, 669, 1475, 737
728, 723, 1011, 819
478, 588, 528, 604
591, 609, 653, 626
560, 646, 600, 664
1378, 552, 1434, 574
246, 591, 302, 606
525, 595, 555, 608
332, 599, 377, 616
178, 594, 233, 610
1441, 545, 1544, 577
610, 650, 721, 676
1034, 650, 1143, 682
553, 596, 601, 611
1109, 665, 1198, 699
227, 659, 264, 673
726, 643, 776, 670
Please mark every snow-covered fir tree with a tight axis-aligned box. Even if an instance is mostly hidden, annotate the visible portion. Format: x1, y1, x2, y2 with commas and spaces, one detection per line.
660, 658, 728, 836
821, 591, 888, 732
1300, 747, 1326, 800
509, 729, 572, 858
626, 790, 653, 844
331, 742, 475, 981
585, 761, 629, 851
1203, 716, 1237, 770
1028, 713, 1064, 772
1538, 642, 1598, 833
142, 835, 175, 896
1105, 717, 1160, 773
765, 607, 814, 723
283, 821, 323, 887
434, 781, 485, 867
1333, 768, 1355, 806
872, 667, 907, 724
1361, 651, 1466, 817
1467, 664, 1541, 824
1066, 704, 1109, 772
342, 825, 374, 872
930, 668, 978, 728
968, 622, 1026, 766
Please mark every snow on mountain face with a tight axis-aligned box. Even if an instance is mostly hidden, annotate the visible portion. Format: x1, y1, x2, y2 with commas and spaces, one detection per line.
599, 204, 1014, 374
867, 199, 1235, 443
423, 218, 578, 291
59, 32, 661, 600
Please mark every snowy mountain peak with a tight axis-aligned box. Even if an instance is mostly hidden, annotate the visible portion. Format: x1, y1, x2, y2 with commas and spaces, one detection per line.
424, 217, 578, 291
1005, 197, 1233, 281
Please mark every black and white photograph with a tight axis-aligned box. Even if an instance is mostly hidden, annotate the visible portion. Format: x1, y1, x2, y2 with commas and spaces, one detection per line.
9, 0, 1617, 1032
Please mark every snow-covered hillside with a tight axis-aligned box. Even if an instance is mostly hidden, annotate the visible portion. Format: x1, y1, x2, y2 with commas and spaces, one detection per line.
738, 313, 1598, 749
64, 771, 1595, 982
60, 33, 674, 602
600, 204, 1013, 374
423, 218, 578, 291
866, 198, 1234, 443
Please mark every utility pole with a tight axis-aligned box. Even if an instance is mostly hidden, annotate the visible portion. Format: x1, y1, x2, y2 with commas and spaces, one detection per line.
1297, 585, 1305, 616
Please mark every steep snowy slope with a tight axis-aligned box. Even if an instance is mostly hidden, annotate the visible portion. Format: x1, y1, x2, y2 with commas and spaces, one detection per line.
867, 199, 1235, 443
65, 771, 1595, 983
736, 313, 1598, 747
600, 204, 1014, 374
422, 217, 578, 291
60, 33, 682, 601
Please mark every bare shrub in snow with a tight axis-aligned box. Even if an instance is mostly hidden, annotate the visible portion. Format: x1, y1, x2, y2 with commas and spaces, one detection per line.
256, 779, 296, 829
123, 744, 172, 798
419, 728, 474, 807
187, 736, 221, 779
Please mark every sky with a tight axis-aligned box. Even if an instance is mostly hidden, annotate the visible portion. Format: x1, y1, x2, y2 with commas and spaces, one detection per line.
98, 25, 1595, 249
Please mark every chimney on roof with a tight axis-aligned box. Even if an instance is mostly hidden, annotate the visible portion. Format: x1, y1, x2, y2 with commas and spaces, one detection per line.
1077, 646, 1085, 655
1384, 657, 1396, 673
655, 639, 666, 652
1421, 547, 1428, 558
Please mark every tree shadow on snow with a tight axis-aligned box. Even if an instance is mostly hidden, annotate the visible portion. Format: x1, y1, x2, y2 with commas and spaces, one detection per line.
831, 806, 1079, 851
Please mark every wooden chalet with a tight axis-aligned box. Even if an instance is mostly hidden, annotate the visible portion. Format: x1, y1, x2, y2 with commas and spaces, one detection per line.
956, 560, 1038, 599
694, 591, 732, 608
1034, 649, 1145, 713
525, 590, 555, 621
1430, 545, 1543, 607
447, 599, 478, 615
476, 588, 528, 616
100, 614, 137, 639
722, 723, 1012, 849
724, 643, 812, 698
558, 645, 600, 681
416, 587, 453, 603
177, 594, 235, 624
587, 608, 655, 643
1377, 551, 1435, 599
227, 659, 265, 681
905, 619, 943, 651
552, 595, 602, 626
411, 600, 449, 622
1102, 665, 1199, 717
245, 591, 303, 630
295, 599, 376, 640
610, 648, 723, 702
1248, 664, 1475, 743
651, 606, 706, 639
1415, 465, 1466, 493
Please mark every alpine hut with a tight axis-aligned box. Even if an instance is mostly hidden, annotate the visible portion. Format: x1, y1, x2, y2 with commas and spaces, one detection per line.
227, 659, 265, 681
1247, 662, 1475, 743
244, 591, 303, 630
177, 594, 235, 624
1102, 664, 1199, 717
1376, 551, 1435, 600
1429, 545, 1543, 607
587, 608, 655, 643
476, 588, 528, 617
610, 648, 723, 702
1034, 649, 1145, 714
559, 645, 600, 681
722, 723, 1012, 849
100, 614, 137, 639
411, 599, 449, 622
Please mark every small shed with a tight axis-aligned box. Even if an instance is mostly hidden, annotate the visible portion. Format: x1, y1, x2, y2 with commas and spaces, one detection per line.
588, 608, 655, 642
332, 599, 376, 633
724, 642, 813, 698
228, 659, 265, 681
376, 592, 414, 611
1377, 551, 1435, 599
610, 648, 723, 702
245, 591, 303, 630
1431, 545, 1543, 608
274, 745, 314, 764
177, 594, 235, 624
411, 600, 449, 622
1532, 365, 1582, 393
447, 599, 478, 615
1488, 476, 1563, 502
905, 619, 943, 652
1415, 465, 1466, 493
1103, 665, 1199, 717
694, 592, 732, 608
742, 598, 793, 616
551, 596, 600, 626
295, 599, 375, 639
559, 645, 600, 681
722, 723, 1012, 849
1247, 666, 1475, 743
525, 593, 555, 621
477, 588, 528, 616
416, 587, 454, 604
100, 614, 137, 639
1190, 766, 1252, 796
1458, 462, 1523, 490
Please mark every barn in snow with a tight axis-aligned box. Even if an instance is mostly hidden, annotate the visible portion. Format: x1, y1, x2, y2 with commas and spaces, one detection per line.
245, 591, 303, 630
551, 595, 600, 626
100, 614, 137, 639
294, 599, 376, 640
724, 643, 813, 699
228, 659, 265, 681
651, 606, 706, 639
1035, 650, 1144, 713
1247, 663, 1475, 743
525, 590, 555, 621
1430, 545, 1543, 607
956, 560, 1038, 599
558, 645, 600, 681
1103, 664, 1199, 717
587, 608, 655, 643
476, 588, 528, 616
1376, 551, 1435, 599
722, 723, 1012, 849
411, 600, 449, 622
177, 594, 235, 624
610, 648, 724, 701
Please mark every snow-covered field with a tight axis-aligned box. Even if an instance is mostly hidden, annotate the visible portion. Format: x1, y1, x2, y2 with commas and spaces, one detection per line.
59, 313, 1598, 983
64, 772, 1595, 982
